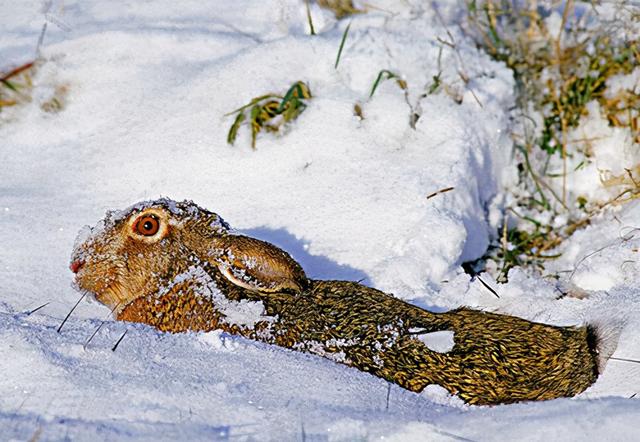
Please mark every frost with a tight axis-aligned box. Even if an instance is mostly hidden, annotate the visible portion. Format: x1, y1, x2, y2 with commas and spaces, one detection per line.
211, 292, 272, 329
162, 266, 276, 329
241, 256, 258, 270
294, 338, 357, 364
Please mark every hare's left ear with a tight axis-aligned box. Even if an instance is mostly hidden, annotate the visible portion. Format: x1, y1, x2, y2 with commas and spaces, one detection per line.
209, 234, 308, 294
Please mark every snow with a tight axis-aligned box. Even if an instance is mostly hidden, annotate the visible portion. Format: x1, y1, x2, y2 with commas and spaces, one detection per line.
409, 330, 455, 353
1, 0, 640, 440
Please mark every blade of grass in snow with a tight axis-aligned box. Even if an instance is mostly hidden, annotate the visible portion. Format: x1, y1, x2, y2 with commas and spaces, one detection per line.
334, 21, 351, 69
369, 70, 401, 98
305, 0, 316, 36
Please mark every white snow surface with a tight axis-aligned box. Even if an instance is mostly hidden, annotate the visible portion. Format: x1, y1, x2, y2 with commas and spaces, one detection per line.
1, 0, 639, 440
409, 329, 455, 353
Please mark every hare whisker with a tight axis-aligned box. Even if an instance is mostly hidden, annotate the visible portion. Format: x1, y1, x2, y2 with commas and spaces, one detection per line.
609, 356, 640, 364
26, 301, 50, 316
83, 302, 122, 350
57, 293, 86, 333
111, 329, 128, 352
385, 382, 391, 411
475, 275, 500, 298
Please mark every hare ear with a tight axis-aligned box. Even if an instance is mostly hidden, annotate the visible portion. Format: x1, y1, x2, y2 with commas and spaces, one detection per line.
211, 235, 308, 294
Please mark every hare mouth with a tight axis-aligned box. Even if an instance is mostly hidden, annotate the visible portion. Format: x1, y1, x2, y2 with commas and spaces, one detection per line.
96, 284, 131, 316
71, 277, 132, 317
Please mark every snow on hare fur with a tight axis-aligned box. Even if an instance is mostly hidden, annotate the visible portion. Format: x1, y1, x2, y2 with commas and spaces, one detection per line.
71, 198, 614, 405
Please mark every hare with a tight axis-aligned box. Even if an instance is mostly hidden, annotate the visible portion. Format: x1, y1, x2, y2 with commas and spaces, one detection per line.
70, 198, 607, 405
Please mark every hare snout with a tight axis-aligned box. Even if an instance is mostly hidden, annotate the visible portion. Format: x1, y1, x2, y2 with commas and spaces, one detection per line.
70, 259, 85, 274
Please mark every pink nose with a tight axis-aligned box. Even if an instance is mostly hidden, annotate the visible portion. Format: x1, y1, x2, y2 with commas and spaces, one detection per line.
70, 260, 85, 274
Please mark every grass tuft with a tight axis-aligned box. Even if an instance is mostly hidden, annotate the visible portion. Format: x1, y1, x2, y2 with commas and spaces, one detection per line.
226, 81, 312, 149
464, 0, 639, 280
0, 61, 36, 111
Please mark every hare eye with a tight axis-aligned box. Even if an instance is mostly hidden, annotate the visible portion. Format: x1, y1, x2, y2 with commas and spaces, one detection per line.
134, 215, 160, 236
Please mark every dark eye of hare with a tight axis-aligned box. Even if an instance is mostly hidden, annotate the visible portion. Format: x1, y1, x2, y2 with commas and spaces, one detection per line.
135, 215, 160, 236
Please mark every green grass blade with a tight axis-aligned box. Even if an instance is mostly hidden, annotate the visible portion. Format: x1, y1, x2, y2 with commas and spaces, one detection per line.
1, 79, 18, 92
278, 82, 303, 113
369, 70, 396, 98
334, 21, 352, 69
227, 112, 246, 145
305, 0, 316, 36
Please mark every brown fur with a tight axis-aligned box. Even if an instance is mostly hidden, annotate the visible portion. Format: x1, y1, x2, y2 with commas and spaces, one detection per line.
72, 199, 600, 405
211, 234, 308, 293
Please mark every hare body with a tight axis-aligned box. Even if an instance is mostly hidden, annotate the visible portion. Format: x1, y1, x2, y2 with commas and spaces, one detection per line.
71, 199, 601, 405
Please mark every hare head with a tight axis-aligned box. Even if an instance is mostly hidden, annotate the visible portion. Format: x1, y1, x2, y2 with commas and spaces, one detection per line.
70, 198, 230, 313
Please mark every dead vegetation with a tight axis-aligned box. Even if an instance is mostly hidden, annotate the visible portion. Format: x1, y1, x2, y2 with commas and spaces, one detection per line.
317, 0, 365, 18
1, 59, 69, 117
0, 61, 36, 111
464, 0, 640, 281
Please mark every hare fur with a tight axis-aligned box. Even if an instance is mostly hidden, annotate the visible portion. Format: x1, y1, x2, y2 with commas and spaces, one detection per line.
71, 198, 602, 405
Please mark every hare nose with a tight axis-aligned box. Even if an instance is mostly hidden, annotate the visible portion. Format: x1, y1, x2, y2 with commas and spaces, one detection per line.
70, 260, 85, 274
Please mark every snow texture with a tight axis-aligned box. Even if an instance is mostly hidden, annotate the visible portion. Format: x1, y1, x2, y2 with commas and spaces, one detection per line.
409, 329, 455, 353
1, 0, 639, 440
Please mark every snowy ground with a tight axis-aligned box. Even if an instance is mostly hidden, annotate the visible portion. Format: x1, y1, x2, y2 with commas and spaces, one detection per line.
1, 1, 639, 440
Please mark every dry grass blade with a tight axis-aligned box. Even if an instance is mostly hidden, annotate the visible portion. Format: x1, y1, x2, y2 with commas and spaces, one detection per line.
250, 104, 262, 149
609, 356, 640, 365
28, 427, 42, 442
0, 61, 35, 82
0, 61, 36, 112
318, 0, 364, 19
426, 186, 454, 199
